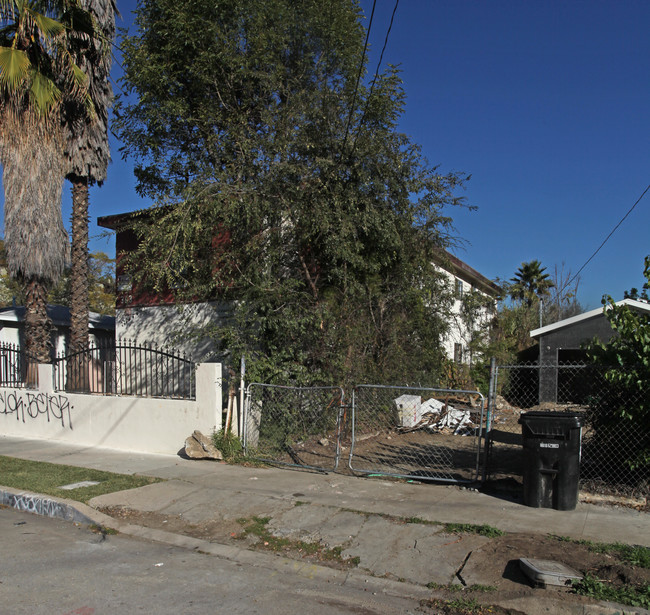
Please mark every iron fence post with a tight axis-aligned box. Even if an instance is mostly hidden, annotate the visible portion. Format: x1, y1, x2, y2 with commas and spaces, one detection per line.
483, 356, 497, 483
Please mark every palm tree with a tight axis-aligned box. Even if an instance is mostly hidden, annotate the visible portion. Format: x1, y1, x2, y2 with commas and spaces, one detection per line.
63, 0, 116, 355
509, 260, 554, 309
0, 0, 93, 363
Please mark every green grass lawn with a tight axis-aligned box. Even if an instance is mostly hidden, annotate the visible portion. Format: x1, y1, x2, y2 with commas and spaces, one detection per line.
0, 455, 162, 504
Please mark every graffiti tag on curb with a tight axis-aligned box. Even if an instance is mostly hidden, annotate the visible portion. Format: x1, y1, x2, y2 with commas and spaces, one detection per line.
10, 493, 67, 518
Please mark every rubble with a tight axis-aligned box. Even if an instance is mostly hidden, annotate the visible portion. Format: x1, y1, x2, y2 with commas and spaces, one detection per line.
184, 430, 223, 460
394, 395, 478, 436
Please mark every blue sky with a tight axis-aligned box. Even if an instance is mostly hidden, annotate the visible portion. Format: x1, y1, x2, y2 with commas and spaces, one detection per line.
2, 0, 649, 310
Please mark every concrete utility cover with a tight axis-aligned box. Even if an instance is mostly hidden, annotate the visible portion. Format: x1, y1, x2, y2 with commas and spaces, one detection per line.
57, 481, 101, 490
519, 558, 583, 587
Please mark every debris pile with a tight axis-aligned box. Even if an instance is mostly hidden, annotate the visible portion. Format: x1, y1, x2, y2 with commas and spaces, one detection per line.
394, 395, 479, 436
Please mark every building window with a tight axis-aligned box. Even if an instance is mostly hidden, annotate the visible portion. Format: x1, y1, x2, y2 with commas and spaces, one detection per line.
454, 343, 463, 364
455, 278, 464, 299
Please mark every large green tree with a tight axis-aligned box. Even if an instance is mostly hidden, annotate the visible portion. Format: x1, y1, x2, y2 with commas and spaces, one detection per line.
115, 0, 468, 385
0, 0, 93, 362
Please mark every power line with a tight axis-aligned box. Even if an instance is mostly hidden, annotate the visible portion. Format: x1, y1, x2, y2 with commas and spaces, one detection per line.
340, 0, 377, 157
349, 0, 400, 157
562, 182, 650, 296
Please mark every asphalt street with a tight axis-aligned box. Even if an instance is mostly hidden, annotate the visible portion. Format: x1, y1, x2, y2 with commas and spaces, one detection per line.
0, 507, 423, 615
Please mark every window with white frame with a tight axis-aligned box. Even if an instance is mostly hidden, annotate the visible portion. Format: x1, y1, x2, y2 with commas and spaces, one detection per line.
455, 278, 464, 299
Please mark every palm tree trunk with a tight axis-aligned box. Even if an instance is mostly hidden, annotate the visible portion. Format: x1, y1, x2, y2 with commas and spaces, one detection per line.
24, 277, 51, 384
69, 177, 90, 352
68, 176, 90, 391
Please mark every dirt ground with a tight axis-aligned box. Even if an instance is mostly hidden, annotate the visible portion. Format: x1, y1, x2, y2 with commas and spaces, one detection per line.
257, 400, 485, 483
418, 531, 650, 614
98, 503, 649, 614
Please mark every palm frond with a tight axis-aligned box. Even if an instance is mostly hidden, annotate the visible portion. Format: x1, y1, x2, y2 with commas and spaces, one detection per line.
0, 45, 29, 89
0, 0, 17, 20
26, 5, 65, 39
28, 67, 61, 114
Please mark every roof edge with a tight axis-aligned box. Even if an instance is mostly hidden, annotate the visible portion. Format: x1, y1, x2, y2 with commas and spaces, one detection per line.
530, 298, 650, 338
433, 249, 502, 297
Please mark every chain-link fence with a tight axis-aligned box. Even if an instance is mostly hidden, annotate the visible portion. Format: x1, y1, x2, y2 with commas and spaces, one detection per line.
348, 385, 485, 483
243, 384, 344, 472
242, 382, 486, 482
488, 362, 649, 499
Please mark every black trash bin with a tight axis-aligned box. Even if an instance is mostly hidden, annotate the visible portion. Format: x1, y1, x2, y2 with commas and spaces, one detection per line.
518, 411, 583, 511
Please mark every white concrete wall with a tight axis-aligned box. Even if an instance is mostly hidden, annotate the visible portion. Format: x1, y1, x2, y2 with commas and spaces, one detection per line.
0, 363, 223, 455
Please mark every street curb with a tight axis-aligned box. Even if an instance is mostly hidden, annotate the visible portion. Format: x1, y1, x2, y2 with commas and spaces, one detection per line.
1, 485, 645, 614
0, 484, 431, 601
1, 486, 97, 525
490, 594, 649, 615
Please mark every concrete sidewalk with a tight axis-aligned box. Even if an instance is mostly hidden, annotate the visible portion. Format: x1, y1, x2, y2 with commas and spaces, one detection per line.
1, 434, 648, 614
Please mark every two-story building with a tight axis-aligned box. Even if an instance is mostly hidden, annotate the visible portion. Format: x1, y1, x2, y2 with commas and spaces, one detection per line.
99, 210, 500, 365
433, 251, 501, 365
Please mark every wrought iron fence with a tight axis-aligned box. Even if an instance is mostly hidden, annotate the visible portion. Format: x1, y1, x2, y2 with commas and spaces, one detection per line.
488, 362, 649, 499
0, 343, 39, 388
243, 384, 344, 472
349, 385, 486, 483
53, 340, 196, 399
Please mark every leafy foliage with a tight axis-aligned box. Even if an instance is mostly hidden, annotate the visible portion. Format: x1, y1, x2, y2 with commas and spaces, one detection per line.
114, 0, 469, 385
443, 523, 505, 538
212, 428, 243, 462
586, 256, 650, 475
0, 0, 93, 118
481, 260, 583, 369
572, 574, 650, 608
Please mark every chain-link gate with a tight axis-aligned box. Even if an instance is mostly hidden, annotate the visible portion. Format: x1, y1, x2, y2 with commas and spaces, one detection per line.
243, 384, 345, 472
243, 382, 486, 483
487, 362, 649, 499
348, 385, 486, 483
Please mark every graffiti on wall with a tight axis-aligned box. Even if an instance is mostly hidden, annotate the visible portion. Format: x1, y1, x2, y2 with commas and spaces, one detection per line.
0, 390, 73, 429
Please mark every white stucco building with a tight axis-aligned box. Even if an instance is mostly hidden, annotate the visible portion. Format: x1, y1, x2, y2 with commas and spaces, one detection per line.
433, 251, 501, 365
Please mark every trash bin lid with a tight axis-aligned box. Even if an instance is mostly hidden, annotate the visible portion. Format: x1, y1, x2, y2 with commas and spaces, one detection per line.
518, 411, 583, 428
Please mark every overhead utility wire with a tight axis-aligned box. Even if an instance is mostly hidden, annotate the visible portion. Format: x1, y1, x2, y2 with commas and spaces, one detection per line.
561, 182, 650, 296
349, 0, 400, 157
340, 0, 376, 157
